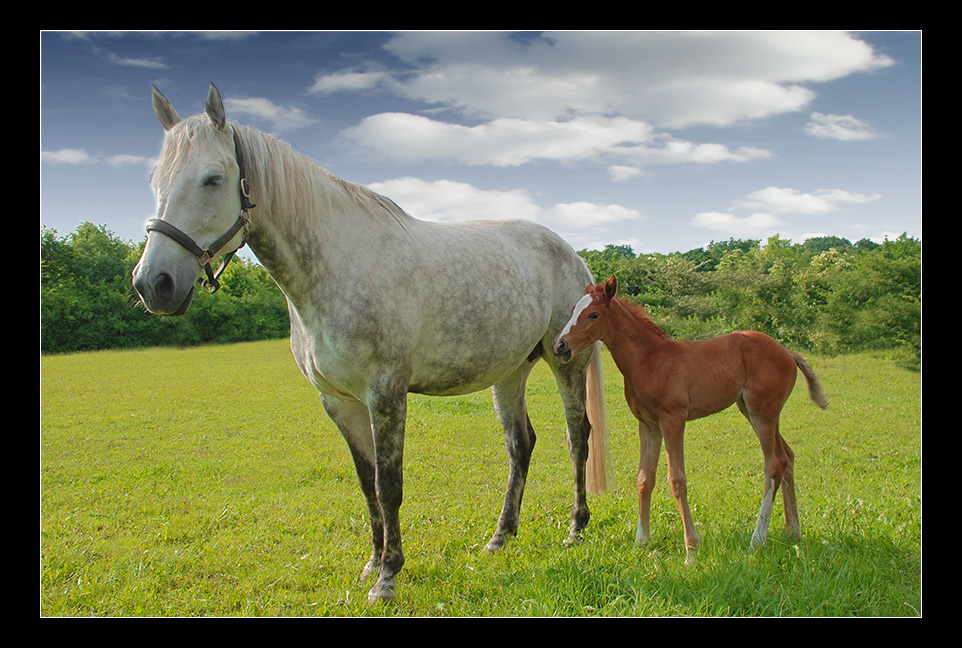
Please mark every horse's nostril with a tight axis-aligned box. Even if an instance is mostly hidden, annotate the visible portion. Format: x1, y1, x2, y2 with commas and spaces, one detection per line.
153, 272, 175, 301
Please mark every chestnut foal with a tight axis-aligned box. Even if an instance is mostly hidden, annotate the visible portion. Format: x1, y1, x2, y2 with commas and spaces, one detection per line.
553, 276, 828, 563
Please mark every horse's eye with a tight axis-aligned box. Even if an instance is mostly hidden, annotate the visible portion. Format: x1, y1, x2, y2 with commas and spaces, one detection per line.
203, 175, 223, 187
589, 312, 600, 319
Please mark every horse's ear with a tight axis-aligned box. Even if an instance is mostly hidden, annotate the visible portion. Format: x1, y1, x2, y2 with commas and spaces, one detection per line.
205, 82, 228, 131
604, 275, 618, 301
152, 85, 181, 131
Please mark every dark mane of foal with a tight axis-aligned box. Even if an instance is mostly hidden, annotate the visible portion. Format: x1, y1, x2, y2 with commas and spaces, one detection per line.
612, 294, 672, 341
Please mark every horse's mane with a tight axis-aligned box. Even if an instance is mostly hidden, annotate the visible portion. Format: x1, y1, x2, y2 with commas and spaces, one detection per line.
615, 295, 672, 340
229, 119, 413, 232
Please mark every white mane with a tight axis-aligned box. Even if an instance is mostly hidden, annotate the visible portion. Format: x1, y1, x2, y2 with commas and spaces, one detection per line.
230, 121, 411, 232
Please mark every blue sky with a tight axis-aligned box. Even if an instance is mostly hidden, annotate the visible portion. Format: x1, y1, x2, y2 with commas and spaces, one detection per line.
40, 30, 921, 258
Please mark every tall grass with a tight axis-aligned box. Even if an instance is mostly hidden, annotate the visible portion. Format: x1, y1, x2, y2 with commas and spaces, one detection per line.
41, 340, 921, 616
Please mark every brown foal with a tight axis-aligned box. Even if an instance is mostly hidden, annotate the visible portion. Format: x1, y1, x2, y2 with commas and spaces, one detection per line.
553, 275, 828, 563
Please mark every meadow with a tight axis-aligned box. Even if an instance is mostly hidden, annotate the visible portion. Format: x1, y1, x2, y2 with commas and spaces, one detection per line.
41, 339, 921, 617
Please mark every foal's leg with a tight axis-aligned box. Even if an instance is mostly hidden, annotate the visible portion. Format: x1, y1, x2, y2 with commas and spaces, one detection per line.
486, 363, 537, 551
737, 399, 789, 550
661, 415, 700, 564
635, 420, 662, 546
777, 432, 802, 540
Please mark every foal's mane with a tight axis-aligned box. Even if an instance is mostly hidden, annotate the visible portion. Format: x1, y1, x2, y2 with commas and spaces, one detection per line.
613, 294, 672, 340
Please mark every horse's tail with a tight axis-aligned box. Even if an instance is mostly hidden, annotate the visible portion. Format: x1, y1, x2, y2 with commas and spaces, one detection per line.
792, 352, 829, 409
586, 342, 609, 494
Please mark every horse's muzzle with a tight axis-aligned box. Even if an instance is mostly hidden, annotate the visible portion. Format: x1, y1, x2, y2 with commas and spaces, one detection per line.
553, 338, 573, 364
132, 265, 196, 316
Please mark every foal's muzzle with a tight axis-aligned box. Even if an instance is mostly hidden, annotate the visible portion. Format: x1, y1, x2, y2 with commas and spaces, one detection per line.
553, 338, 573, 364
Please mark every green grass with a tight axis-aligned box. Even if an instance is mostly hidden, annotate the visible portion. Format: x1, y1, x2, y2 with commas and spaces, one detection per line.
41, 340, 921, 617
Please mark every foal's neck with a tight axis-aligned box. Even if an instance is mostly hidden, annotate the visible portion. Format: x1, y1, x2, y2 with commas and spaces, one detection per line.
606, 298, 673, 363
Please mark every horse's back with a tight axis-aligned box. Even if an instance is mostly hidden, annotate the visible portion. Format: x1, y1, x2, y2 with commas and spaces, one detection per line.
403, 219, 593, 396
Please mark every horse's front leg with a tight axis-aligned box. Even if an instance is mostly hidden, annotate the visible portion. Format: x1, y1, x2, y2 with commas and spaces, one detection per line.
550, 364, 593, 547
364, 386, 408, 603
562, 404, 593, 547
321, 391, 406, 603
320, 395, 384, 582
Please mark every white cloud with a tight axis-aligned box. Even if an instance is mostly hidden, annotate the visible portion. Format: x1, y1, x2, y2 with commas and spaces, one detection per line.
691, 186, 884, 240
41, 148, 97, 165
690, 211, 785, 238
343, 112, 770, 169
735, 186, 881, 214
42, 148, 155, 168
333, 31, 893, 171
608, 165, 645, 182
544, 202, 645, 229
379, 31, 893, 127
805, 112, 882, 141
344, 113, 654, 167
105, 154, 154, 167
224, 97, 314, 132
366, 177, 643, 235
367, 177, 540, 222
310, 70, 393, 94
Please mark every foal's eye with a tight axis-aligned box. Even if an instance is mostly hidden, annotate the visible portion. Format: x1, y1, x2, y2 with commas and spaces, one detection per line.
589, 312, 600, 319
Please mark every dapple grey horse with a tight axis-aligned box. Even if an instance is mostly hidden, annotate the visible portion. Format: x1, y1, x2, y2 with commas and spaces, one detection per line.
133, 83, 607, 603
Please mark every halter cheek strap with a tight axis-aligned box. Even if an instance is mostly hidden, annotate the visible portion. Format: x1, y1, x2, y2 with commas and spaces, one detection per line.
146, 131, 256, 294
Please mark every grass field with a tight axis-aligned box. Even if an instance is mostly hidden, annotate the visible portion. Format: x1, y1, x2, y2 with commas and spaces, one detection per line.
40, 339, 921, 617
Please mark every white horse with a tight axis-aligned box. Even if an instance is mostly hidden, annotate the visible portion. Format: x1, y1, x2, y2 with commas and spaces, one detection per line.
133, 83, 608, 603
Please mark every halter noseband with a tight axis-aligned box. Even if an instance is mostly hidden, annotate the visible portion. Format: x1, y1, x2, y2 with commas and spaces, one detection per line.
146, 130, 256, 294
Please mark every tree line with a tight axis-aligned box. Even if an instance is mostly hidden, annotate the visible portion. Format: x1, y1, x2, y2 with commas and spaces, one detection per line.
41, 223, 921, 369
579, 234, 920, 369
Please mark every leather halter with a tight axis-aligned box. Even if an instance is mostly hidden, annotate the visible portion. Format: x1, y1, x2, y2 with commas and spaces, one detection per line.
146, 130, 256, 294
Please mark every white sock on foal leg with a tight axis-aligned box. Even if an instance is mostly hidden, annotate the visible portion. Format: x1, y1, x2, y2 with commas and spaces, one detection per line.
751, 478, 776, 550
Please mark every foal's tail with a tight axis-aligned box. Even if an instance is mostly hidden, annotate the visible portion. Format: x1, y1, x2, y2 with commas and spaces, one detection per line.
586, 342, 609, 494
792, 352, 829, 409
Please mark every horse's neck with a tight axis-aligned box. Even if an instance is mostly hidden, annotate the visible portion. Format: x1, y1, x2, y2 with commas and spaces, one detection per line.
242, 128, 412, 298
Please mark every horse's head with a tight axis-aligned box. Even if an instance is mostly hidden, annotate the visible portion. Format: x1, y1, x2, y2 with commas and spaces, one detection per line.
553, 275, 618, 363
132, 83, 252, 316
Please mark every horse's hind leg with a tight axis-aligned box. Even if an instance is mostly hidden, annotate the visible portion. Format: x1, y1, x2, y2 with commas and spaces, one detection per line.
486, 362, 538, 551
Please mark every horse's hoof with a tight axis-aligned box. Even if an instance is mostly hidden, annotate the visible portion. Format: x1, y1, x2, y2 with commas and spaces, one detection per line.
485, 530, 515, 552
359, 559, 379, 583
563, 532, 584, 547
367, 579, 397, 604
485, 539, 504, 552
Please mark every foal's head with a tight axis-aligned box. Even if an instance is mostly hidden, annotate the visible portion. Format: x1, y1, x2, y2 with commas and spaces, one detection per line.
553, 275, 619, 363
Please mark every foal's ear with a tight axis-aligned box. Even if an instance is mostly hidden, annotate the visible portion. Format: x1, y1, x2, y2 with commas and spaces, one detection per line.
604, 275, 618, 300
152, 85, 181, 131
205, 82, 228, 131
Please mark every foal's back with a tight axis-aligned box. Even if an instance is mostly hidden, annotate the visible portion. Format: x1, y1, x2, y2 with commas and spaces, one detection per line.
632, 330, 799, 422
